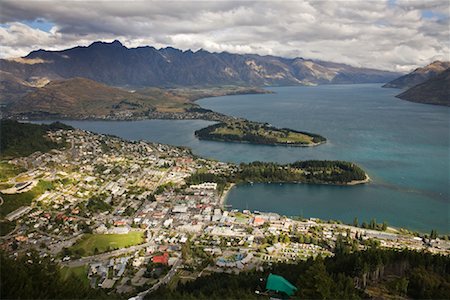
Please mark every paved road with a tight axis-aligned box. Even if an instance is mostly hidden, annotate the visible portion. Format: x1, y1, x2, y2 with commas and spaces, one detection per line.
133, 258, 183, 300
62, 241, 153, 267
0, 223, 21, 240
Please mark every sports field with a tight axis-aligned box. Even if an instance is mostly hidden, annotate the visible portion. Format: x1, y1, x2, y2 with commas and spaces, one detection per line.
69, 232, 144, 256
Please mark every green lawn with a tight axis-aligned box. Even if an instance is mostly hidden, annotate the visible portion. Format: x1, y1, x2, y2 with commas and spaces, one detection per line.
0, 180, 54, 218
214, 127, 244, 136
276, 131, 313, 143
0, 161, 25, 181
212, 122, 313, 144
60, 265, 90, 287
69, 232, 144, 256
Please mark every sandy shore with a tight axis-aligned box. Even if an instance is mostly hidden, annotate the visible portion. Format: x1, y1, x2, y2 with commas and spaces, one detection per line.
219, 183, 235, 207
346, 174, 371, 185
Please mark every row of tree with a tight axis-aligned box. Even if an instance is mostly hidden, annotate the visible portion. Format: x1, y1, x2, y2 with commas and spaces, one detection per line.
352, 217, 388, 231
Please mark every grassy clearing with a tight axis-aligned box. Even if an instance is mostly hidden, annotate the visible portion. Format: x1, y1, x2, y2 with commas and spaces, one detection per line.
0, 161, 25, 182
69, 232, 144, 256
60, 265, 90, 287
214, 127, 244, 136
277, 131, 313, 143
209, 121, 316, 145
0, 183, 13, 190
167, 272, 181, 290
15, 175, 34, 183
0, 180, 54, 218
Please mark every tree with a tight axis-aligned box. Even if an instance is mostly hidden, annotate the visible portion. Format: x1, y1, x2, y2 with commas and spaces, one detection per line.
299, 257, 335, 299
430, 229, 438, 240
353, 217, 359, 227
0, 250, 106, 299
182, 238, 192, 260
369, 218, 377, 230
281, 234, 290, 244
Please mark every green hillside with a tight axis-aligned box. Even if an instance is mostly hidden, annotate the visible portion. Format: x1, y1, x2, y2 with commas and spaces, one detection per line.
0, 120, 71, 158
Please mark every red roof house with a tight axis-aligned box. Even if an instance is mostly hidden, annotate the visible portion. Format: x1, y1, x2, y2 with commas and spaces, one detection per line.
152, 252, 169, 265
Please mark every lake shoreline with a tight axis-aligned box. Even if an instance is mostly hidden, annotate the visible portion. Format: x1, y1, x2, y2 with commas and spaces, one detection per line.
20, 84, 448, 233
197, 136, 326, 147
219, 183, 235, 207
346, 174, 371, 185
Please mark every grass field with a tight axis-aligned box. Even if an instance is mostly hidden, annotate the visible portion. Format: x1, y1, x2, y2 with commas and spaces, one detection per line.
0, 180, 53, 218
60, 265, 90, 287
69, 232, 145, 256
213, 122, 314, 144
0, 161, 25, 181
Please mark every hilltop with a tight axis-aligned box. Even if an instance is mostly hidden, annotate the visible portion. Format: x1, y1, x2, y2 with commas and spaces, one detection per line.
3, 77, 269, 120
6, 77, 190, 118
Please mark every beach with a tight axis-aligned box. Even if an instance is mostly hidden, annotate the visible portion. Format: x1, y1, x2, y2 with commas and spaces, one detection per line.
220, 183, 235, 207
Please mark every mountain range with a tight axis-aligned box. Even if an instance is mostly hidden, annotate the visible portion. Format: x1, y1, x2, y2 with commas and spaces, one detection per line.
0, 40, 401, 91
383, 61, 450, 106
383, 61, 450, 89
396, 68, 450, 106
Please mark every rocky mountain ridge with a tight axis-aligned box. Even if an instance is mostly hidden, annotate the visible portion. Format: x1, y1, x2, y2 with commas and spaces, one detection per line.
396, 68, 450, 106
383, 61, 450, 89
0, 40, 401, 89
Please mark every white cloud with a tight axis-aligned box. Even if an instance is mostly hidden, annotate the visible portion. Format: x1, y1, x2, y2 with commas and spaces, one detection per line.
0, 0, 448, 72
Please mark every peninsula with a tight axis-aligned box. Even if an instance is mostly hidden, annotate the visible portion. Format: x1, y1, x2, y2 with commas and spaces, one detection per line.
187, 160, 368, 192
195, 120, 326, 146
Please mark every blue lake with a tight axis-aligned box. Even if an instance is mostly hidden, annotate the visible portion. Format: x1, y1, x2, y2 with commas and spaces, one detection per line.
36, 84, 450, 233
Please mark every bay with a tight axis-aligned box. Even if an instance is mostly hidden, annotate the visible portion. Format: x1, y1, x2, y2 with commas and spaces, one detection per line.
197, 84, 449, 233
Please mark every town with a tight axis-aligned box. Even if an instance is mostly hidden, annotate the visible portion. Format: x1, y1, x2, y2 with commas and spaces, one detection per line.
1, 128, 449, 299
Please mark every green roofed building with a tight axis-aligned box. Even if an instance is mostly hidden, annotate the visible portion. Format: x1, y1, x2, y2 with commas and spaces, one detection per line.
265, 273, 298, 297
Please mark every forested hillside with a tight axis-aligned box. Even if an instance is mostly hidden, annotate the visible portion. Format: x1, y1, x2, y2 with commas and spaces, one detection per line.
0, 120, 71, 158
187, 160, 367, 192
0, 250, 109, 299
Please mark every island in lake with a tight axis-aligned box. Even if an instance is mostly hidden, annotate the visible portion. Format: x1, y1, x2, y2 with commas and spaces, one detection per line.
195, 120, 326, 146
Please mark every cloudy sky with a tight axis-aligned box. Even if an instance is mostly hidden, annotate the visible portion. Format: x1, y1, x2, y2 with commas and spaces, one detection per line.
0, 0, 448, 72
